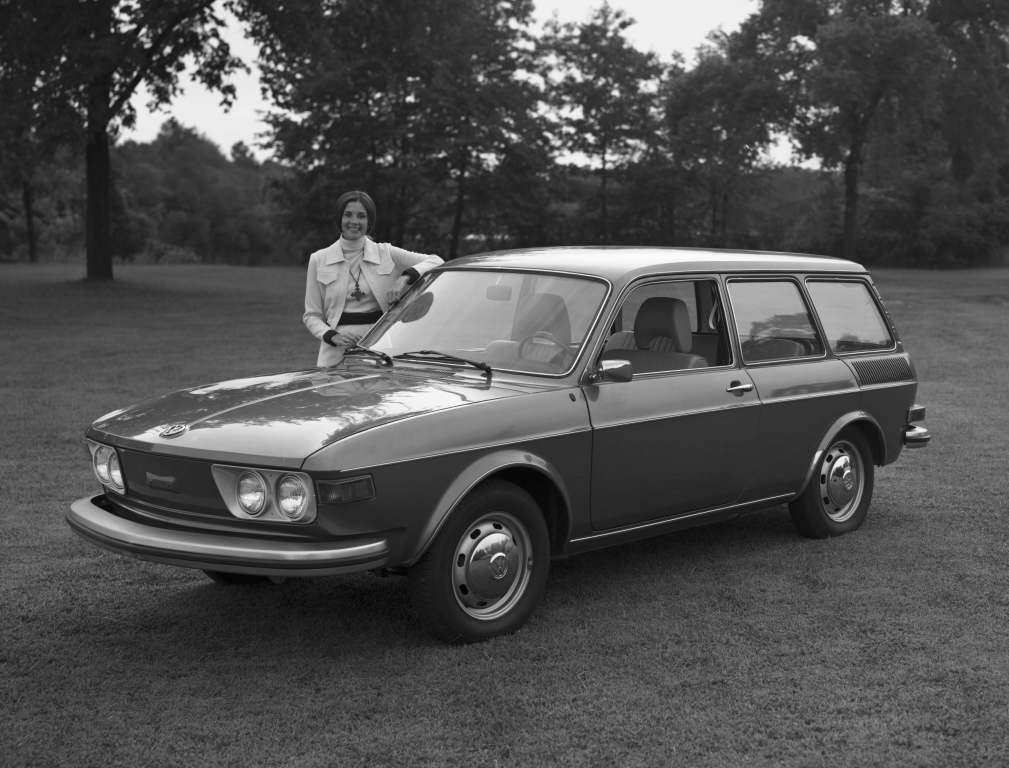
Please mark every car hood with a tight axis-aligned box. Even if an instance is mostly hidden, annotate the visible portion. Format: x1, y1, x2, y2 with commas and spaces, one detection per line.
88, 363, 540, 468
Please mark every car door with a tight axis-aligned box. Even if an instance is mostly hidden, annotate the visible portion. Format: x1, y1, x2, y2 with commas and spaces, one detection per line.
725, 277, 861, 501
584, 278, 761, 531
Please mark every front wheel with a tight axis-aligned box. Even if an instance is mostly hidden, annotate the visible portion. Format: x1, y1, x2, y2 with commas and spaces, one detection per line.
789, 428, 874, 539
409, 481, 550, 643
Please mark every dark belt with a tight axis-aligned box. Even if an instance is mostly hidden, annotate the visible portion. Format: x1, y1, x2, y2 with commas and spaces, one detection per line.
338, 310, 383, 325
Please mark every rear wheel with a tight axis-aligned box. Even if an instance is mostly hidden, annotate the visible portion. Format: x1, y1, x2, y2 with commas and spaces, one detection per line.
409, 480, 549, 643
789, 428, 874, 538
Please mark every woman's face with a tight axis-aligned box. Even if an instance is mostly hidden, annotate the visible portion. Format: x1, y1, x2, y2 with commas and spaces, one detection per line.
341, 200, 369, 241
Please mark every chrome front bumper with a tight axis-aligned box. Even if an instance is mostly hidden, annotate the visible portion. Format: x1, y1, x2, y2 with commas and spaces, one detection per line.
67, 495, 390, 577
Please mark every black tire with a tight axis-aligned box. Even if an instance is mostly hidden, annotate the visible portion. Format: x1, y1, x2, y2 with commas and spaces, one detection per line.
409, 480, 550, 643
789, 428, 875, 539
203, 571, 284, 585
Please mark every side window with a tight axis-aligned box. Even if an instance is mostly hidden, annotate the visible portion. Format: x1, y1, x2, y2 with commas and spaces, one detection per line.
728, 280, 825, 363
601, 279, 730, 373
807, 280, 894, 354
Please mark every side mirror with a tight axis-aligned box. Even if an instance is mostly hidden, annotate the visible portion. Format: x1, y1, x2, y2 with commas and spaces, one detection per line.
587, 359, 633, 384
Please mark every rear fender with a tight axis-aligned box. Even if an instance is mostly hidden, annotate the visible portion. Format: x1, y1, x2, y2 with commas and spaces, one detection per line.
795, 412, 885, 498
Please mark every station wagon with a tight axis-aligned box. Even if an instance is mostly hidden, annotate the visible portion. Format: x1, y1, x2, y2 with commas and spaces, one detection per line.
68, 247, 931, 642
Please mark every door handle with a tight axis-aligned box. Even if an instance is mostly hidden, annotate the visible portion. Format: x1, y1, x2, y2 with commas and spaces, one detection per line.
726, 380, 753, 394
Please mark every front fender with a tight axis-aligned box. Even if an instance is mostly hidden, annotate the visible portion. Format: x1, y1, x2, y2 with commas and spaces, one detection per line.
404, 448, 571, 565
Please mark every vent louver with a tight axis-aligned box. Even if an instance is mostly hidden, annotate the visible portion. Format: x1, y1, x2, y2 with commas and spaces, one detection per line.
852, 356, 913, 385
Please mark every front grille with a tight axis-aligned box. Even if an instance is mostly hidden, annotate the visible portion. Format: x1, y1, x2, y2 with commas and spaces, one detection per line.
101, 493, 316, 539
118, 449, 230, 517
851, 355, 913, 386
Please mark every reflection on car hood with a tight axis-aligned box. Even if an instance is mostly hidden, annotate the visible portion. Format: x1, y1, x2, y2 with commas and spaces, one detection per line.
88, 363, 536, 466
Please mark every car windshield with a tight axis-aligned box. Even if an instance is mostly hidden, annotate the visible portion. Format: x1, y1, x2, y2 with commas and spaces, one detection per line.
366, 269, 608, 375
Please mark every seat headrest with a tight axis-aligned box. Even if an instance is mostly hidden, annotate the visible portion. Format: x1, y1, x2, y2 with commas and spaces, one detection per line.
514, 293, 571, 345
634, 297, 692, 352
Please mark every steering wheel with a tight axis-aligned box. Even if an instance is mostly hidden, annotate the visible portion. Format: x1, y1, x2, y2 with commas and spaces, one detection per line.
518, 332, 570, 365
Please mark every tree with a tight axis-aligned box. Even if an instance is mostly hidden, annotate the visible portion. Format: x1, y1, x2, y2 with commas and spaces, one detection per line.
540, 3, 661, 243
244, 0, 542, 258
664, 38, 784, 246
0, 3, 78, 262
113, 119, 294, 264
0, 0, 246, 279
733, 1, 943, 260
928, 0, 1009, 185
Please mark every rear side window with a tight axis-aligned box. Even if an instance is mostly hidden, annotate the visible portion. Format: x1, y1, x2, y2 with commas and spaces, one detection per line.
807, 280, 894, 354
728, 280, 825, 363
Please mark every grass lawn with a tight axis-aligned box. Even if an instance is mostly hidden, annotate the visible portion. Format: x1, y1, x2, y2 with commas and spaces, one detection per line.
1, 262, 1007, 768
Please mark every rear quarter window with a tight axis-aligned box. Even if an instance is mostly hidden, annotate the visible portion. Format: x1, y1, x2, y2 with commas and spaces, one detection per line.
806, 280, 894, 354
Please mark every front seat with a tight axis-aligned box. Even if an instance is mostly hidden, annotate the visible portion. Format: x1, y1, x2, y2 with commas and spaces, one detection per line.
602, 297, 706, 373
485, 293, 572, 368
514, 293, 572, 366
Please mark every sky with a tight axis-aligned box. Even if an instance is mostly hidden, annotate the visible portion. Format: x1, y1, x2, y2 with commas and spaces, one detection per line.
122, 1, 760, 159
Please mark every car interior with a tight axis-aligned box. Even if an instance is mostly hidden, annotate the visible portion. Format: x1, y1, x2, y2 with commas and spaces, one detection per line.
483, 291, 575, 372
601, 279, 731, 374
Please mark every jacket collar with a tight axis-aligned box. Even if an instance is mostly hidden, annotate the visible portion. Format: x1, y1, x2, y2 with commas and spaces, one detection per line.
322, 237, 380, 265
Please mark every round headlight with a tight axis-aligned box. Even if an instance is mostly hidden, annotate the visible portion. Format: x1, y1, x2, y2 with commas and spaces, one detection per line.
107, 451, 124, 491
237, 472, 267, 516
277, 475, 308, 520
93, 445, 112, 484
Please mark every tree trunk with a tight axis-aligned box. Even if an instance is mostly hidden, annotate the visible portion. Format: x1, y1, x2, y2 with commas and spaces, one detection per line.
667, 188, 677, 244
842, 147, 860, 261
600, 150, 609, 244
84, 0, 114, 280
841, 98, 878, 262
21, 178, 37, 263
709, 181, 718, 242
447, 149, 469, 260
85, 84, 113, 280
720, 190, 729, 246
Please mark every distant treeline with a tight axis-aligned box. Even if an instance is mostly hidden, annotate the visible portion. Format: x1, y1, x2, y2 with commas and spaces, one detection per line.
2, 1, 1008, 271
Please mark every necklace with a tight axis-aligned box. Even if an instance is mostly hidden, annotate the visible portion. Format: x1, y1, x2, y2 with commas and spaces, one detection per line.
349, 263, 364, 300
341, 238, 366, 300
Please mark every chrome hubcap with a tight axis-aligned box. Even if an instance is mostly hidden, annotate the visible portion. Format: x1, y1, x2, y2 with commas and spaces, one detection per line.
818, 441, 863, 523
452, 512, 532, 621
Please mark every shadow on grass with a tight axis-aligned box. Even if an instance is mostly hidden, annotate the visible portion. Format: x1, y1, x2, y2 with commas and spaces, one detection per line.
61, 504, 804, 660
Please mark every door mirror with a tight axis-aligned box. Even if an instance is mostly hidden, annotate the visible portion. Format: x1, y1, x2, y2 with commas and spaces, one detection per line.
588, 359, 633, 384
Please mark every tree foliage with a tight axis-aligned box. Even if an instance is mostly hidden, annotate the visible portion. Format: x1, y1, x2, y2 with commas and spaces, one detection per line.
0, 0, 246, 278
733, 1, 947, 259
242, 0, 543, 258
2, 0, 1008, 270
115, 120, 293, 264
540, 3, 662, 243
664, 38, 786, 246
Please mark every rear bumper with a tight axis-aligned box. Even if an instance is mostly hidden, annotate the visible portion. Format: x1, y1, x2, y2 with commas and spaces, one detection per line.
67, 495, 389, 577
902, 424, 931, 448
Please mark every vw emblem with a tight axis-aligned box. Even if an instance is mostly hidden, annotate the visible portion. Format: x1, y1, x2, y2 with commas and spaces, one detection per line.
159, 423, 188, 438
489, 552, 509, 581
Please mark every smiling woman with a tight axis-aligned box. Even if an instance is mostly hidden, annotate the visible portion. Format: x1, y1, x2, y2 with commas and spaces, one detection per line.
302, 190, 443, 367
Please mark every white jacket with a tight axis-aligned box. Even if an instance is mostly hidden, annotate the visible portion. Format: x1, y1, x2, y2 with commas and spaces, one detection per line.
303, 237, 442, 366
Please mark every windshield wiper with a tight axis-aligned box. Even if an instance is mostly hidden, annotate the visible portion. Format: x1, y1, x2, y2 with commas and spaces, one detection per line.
345, 343, 393, 367
394, 350, 492, 379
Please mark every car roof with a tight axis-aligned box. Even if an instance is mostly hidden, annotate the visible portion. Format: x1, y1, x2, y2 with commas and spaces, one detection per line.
445, 246, 866, 281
